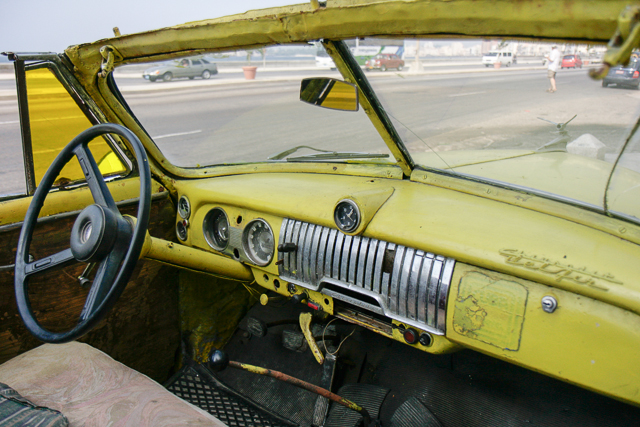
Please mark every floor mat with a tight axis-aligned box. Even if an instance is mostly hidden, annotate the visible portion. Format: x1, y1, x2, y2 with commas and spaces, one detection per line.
390, 396, 442, 427
166, 366, 292, 427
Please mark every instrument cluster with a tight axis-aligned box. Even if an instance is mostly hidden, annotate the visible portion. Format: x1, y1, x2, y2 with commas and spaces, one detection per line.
177, 195, 276, 269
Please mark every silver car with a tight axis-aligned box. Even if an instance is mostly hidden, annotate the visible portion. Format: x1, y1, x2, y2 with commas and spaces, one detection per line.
142, 57, 218, 82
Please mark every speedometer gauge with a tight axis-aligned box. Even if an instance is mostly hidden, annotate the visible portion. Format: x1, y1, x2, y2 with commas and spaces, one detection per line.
203, 208, 229, 251
242, 219, 274, 266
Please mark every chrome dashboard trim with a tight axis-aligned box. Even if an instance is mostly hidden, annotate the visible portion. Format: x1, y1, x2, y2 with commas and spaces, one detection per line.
278, 218, 456, 335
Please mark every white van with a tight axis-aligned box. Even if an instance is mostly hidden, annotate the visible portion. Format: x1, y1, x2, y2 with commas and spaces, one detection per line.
315, 49, 336, 69
481, 51, 514, 67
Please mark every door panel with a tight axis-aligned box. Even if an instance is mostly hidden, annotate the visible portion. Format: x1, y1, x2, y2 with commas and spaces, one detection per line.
0, 181, 180, 382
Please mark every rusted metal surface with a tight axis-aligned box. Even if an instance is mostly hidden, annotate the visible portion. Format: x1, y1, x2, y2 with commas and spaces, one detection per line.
229, 360, 371, 424
0, 196, 180, 382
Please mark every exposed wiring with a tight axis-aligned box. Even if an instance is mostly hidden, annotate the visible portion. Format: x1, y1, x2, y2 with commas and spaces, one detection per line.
323, 317, 355, 356
241, 281, 261, 301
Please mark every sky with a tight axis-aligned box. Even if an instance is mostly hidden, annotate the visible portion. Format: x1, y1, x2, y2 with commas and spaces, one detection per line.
1, 0, 295, 53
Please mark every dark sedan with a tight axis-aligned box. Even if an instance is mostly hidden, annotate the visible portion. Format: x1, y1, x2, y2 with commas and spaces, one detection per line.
603, 59, 640, 89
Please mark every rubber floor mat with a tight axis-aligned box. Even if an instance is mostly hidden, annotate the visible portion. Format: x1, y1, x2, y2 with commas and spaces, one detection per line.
324, 383, 389, 427
166, 366, 291, 427
390, 396, 442, 427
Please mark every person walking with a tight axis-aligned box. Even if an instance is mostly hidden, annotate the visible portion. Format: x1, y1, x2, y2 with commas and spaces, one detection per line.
545, 45, 561, 92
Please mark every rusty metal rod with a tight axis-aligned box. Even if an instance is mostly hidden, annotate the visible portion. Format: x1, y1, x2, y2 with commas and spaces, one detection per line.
228, 360, 372, 425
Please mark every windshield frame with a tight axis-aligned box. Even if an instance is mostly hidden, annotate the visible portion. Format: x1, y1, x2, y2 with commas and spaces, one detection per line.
58, 0, 640, 231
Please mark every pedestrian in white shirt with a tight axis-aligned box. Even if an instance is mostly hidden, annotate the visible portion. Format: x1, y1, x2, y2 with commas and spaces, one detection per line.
545, 45, 561, 92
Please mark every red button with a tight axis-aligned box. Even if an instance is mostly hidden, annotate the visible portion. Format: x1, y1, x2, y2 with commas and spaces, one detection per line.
403, 328, 418, 344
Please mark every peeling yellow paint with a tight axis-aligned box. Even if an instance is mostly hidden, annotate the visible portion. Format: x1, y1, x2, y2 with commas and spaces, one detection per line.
453, 271, 527, 351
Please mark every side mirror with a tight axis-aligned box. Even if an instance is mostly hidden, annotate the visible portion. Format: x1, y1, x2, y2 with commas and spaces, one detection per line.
300, 78, 359, 111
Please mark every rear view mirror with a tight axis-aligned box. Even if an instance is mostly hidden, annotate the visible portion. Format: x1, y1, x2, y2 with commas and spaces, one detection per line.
300, 78, 359, 111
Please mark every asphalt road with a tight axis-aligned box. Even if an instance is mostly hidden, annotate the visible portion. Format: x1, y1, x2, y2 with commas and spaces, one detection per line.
1, 65, 639, 196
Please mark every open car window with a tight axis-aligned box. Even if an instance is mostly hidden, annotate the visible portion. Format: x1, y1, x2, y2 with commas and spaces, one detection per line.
113, 45, 393, 168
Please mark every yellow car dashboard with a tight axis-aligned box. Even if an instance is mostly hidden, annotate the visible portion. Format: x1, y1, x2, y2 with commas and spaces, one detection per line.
171, 171, 640, 407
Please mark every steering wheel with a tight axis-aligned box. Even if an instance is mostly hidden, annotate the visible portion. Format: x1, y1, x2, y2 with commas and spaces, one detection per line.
14, 123, 151, 343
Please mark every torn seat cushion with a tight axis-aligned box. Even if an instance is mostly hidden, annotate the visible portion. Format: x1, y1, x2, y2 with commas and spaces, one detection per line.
0, 342, 226, 426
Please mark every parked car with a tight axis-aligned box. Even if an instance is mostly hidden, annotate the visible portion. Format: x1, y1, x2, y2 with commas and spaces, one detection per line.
481, 51, 514, 67
316, 49, 337, 69
142, 57, 218, 82
602, 58, 640, 88
365, 53, 404, 71
561, 54, 583, 68
3, 1, 640, 426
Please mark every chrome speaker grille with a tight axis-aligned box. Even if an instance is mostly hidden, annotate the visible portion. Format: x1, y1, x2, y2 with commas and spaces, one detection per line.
278, 219, 455, 334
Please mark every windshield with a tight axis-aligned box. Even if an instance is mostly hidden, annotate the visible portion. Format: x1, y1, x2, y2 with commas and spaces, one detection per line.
364, 39, 640, 217
114, 45, 392, 167
116, 39, 640, 220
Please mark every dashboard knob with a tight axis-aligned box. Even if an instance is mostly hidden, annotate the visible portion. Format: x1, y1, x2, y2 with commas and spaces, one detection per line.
278, 242, 298, 252
291, 292, 308, 305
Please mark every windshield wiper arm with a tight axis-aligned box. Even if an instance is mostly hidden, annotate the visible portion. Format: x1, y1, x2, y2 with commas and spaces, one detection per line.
268, 145, 389, 162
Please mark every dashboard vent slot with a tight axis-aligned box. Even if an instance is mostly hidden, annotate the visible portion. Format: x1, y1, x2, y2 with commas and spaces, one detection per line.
278, 219, 455, 335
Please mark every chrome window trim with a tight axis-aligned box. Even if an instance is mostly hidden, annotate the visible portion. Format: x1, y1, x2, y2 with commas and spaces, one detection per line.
418, 166, 605, 215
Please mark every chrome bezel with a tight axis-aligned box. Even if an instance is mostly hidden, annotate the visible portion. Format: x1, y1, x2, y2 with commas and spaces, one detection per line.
334, 199, 361, 233
242, 219, 274, 267
176, 221, 188, 241
203, 207, 230, 251
178, 195, 191, 219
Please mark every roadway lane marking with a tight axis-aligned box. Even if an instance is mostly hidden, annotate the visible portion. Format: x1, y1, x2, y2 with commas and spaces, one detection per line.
0, 120, 20, 125
153, 130, 202, 139
448, 91, 486, 97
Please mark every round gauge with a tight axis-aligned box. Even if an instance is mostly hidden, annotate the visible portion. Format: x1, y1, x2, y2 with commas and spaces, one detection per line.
176, 220, 188, 241
334, 199, 360, 233
242, 219, 274, 266
178, 195, 191, 219
203, 208, 230, 251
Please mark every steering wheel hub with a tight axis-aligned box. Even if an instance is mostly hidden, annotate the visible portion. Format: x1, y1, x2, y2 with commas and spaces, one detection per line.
70, 204, 119, 262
